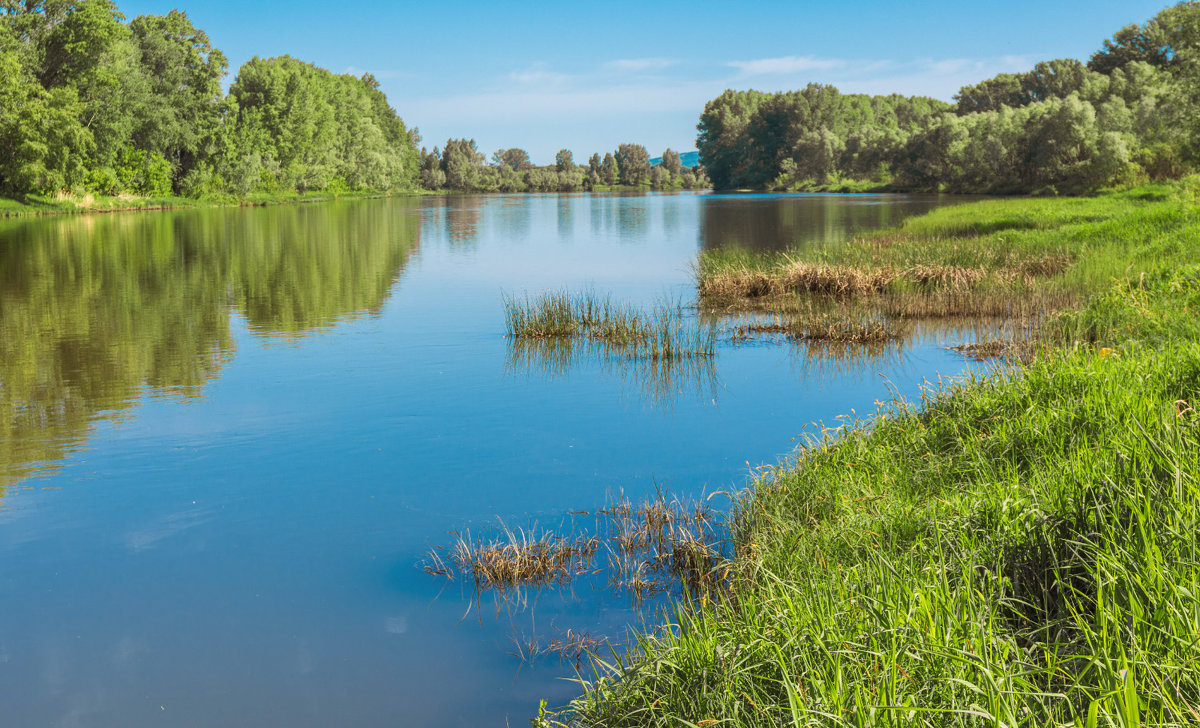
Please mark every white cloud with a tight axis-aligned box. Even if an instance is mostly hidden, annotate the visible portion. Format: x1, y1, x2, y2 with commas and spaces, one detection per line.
507, 63, 571, 86
605, 58, 679, 72
728, 55, 846, 76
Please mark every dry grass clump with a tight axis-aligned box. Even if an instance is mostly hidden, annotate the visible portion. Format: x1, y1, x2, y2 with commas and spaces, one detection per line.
703, 262, 1000, 302
948, 338, 1043, 361
426, 491, 729, 607
439, 527, 600, 591
697, 244, 1079, 321
601, 491, 727, 600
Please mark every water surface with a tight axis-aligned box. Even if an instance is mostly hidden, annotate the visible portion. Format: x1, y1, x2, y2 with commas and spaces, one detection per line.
0, 192, 984, 727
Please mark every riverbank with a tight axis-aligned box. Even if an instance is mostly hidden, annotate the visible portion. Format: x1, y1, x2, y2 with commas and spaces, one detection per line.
0, 185, 713, 219
0, 189, 424, 218
558, 180, 1200, 726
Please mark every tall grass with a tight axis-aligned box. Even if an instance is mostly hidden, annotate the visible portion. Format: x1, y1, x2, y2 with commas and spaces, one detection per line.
546, 180, 1200, 727
505, 290, 717, 360
564, 345, 1200, 728
696, 180, 1200, 321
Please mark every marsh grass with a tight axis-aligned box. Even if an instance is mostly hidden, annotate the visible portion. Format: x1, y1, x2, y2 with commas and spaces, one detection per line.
427, 491, 731, 613
692, 187, 1185, 321
505, 291, 716, 360
446, 526, 600, 591
505, 295, 720, 407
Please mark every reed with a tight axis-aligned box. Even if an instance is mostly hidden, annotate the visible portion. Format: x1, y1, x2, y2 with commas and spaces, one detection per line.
447, 526, 600, 591
504, 291, 715, 359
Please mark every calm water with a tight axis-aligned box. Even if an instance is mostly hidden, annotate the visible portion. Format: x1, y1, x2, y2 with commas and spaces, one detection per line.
0, 192, 983, 727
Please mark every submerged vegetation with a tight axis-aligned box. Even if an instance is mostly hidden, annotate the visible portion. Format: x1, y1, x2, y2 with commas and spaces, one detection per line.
546, 179, 1200, 727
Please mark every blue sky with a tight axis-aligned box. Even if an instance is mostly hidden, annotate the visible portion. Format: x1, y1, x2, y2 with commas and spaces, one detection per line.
118, 0, 1170, 164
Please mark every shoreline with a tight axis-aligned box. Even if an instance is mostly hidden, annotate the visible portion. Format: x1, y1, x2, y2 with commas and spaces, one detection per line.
0, 189, 431, 219
559, 178, 1200, 726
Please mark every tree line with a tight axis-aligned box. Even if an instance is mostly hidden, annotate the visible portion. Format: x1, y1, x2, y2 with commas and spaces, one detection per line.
0, 0, 421, 198
0, 0, 704, 201
418, 141, 708, 193
698, 1, 1200, 193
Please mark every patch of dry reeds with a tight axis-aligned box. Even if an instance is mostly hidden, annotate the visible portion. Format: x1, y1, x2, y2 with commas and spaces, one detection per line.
426, 491, 730, 606
445, 526, 600, 591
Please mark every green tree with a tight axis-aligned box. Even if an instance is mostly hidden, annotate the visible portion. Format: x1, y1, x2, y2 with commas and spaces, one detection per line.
601, 152, 618, 185
491, 147, 531, 171
555, 149, 574, 173
441, 138, 484, 190
660, 148, 682, 176
615, 143, 650, 185
128, 10, 227, 185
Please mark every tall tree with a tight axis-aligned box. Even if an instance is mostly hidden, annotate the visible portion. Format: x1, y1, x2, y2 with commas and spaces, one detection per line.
555, 148, 574, 172
491, 147, 531, 171
129, 10, 227, 184
615, 143, 650, 185
660, 148, 682, 176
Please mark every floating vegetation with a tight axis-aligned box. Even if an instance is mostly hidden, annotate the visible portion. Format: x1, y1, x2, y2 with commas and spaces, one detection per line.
948, 338, 1039, 361
504, 291, 716, 360
600, 490, 727, 603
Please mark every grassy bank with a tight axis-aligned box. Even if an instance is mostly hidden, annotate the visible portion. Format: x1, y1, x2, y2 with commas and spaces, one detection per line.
557, 181, 1200, 726
0, 188, 419, 218
697, 183, 1196, 320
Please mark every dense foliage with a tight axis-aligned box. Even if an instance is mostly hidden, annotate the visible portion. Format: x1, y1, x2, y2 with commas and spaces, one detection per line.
0, 0, 420, 198
698, 1, 1200, 192
418, 140, 709, 193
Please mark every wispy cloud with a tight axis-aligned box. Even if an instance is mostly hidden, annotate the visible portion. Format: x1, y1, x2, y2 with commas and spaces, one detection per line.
728, 55, 846, 76
605, 58, 678, 73
399, 53, 1047, 162
507, 63, 571, 86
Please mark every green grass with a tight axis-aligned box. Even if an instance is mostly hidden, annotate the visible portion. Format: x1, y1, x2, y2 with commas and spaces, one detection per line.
697, 179, 1200, 320
550, 180, 1200, 727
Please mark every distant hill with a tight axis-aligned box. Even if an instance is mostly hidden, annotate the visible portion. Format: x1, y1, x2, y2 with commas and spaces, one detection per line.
649, 151, 701, 169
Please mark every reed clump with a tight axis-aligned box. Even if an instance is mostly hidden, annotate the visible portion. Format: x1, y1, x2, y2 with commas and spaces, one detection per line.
505, 291, 715, 360
446, 527, 600, 591
427, 491, 730, 608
